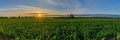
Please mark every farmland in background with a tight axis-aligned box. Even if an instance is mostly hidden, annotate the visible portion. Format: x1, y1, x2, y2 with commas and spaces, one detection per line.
0, 18, 120, 40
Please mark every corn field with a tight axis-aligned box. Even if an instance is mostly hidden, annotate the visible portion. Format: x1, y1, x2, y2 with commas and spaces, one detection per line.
0, 18, 120, 40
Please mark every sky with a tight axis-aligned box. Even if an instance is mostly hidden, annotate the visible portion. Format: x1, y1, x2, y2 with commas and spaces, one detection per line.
0, 0, 120, 16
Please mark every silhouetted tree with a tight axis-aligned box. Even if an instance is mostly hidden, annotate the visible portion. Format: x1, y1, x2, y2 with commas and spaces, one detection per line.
69, 14, 74, 18
18, 16, 21, 18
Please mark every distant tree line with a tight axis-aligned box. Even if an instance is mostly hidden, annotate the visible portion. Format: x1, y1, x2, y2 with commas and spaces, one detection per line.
0, 14, 75, 19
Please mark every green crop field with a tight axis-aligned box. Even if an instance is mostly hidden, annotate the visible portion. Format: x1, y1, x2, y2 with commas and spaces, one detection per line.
0, 18, 120, 40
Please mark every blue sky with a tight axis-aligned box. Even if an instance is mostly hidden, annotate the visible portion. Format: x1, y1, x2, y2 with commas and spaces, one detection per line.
0, 0, 120, 15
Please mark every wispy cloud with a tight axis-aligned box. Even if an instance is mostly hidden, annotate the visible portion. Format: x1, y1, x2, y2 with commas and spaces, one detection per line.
0, 5, 61, 16
47, 0, 58, 5
0, 0, 97, 16
46, 0, 97, 8
47, 0, 81, 8
0, 8, 21, 11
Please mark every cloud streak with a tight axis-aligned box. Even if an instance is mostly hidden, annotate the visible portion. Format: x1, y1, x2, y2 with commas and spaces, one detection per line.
46, 0, 96, 13
47, 0, 81, 8
0, 5, 62, 16
0, 0, 98, 16
47, 0, 58, 5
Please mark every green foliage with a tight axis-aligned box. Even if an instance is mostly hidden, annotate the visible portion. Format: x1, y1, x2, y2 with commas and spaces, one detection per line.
0, 18, 120, 40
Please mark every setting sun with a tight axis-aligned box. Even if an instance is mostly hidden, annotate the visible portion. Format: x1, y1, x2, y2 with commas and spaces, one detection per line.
35, 13, 45, 19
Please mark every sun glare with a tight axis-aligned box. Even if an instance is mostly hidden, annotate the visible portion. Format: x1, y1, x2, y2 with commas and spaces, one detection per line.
36, 13, 44, 19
